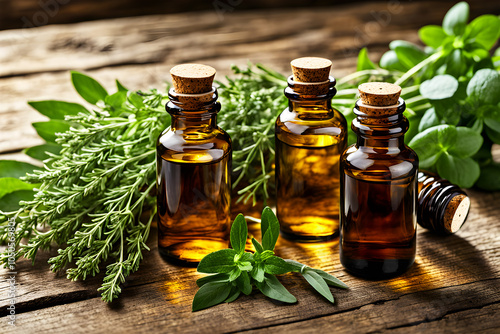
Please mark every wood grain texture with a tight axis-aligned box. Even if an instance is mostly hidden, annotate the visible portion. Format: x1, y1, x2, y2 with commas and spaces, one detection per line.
1, 1, 500, 333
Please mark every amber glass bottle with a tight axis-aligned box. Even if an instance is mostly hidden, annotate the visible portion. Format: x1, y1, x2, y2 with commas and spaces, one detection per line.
276, 57, 347, 242
340, 82, 418, 278
417, 171, 470, 234
157, 64, 231, 265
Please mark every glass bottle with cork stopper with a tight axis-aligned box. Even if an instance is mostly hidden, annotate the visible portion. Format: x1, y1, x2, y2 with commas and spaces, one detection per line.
157, 64, 232, 265
275, 57, 347, 242
340, 82, 418, 278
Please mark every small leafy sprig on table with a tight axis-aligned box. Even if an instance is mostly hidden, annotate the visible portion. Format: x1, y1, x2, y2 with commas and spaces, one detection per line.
192, 207, 348, 312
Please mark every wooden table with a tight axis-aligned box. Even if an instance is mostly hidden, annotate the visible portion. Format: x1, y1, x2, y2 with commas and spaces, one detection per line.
1, 1, 500, 333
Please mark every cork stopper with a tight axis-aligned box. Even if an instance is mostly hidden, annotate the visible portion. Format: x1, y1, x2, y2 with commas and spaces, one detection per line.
291, 57, 332, 83
443, 194, 470, 233
170, 64, 216, 94
358, 82, 401, 106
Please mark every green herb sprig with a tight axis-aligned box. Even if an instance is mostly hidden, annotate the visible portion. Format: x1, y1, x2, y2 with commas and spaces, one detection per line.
192, 207, 348, 312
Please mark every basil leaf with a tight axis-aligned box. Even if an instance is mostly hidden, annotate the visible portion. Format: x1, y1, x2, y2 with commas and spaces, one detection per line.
251, 238, 264, 253
256, 274, 296, 303
312, 269, 348, 289
224, 286, 241, 303
436, 155, 480, 188
302, 269, 334, 303
442, 2, 469, 36
420, 74, 458, 100
475, 162, 500, 191
71, 71, 108, 105
32, 120, 71, 143
0, 178, 37, 199
465, 15, 500, 50
197, 249, 237, 274
235, 271, 252, 295
284, 259, 306, 273
28, 100, 90, 120
264, 256, 294, 275
196, 273, 229, 287
357, 47, 376, 71
261, 207, 279, 251
23, 143, 61, 161
447, 127, 483, 158
419, 25, 448, 48
192, 281, 232, 312
230, 214, 247, 255
0, 160, 38, 178
466, 69, 500, 105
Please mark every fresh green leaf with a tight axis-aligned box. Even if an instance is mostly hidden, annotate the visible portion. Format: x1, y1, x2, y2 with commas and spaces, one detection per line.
408, 125, 449, 167
256, 274, 297, 303
261, 207, 279, 251
196, 273, 229, 287
192, 281, 232, 311
237, 261, 253, 271
379, 50, 407, 72
0, 178, 37, 199
32, 120, 71, 143
128, 92, 145, 109
116, 79, 129, 92
71, 71, 108, 104
229, 267, 242, 281
251, 238, 264, 253
230, 214, 247, 255
0, 160, 38, 178
444, 49, 468, 77
28, 100, 90, 119
0, 190, 35, 212
465, 15, 500, 50
251, 262, 265, 282
264, 256, 294, 275
420, 74, 458, 100
436, 154, 480, 188
284, 259, 307, 273
312, 269, 349, 289
24, 143, 61, 161
419, 25, 448, 48
390, 40, 427, 69
419, 108, 441, 132
302, 269, 334, 303
475, 162, 500, 191
442, 2, 469, 36
197, 249, 237, 274
466, 69, 500, 105
224, 286, 241, 303
484, 108, 500, 133
447, 126, 483, 158
357, 47, 376, 71
105, 91, 127, 111
235, 271, 252, 295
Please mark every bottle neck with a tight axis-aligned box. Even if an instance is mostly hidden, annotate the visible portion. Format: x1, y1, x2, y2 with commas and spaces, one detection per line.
166, 88, 220, 133
285, 75, 336, 119
352, 99, 408, 150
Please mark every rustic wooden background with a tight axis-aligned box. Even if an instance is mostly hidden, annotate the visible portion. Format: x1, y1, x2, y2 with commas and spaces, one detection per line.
1, 0, 500, 333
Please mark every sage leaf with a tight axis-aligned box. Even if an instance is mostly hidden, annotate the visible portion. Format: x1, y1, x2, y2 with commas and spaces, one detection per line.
256, 274, 296, 303
261, 207, 279, 251
235, 271, 252, 295
312, 269, 349, 289
196, 273, 229, 288
197, 249, 237, 274
192, 281, 232, 312
224, 286, 241, 303
302, 269, 334, 303
264, 256, 294, 275
230, 214, 247, 255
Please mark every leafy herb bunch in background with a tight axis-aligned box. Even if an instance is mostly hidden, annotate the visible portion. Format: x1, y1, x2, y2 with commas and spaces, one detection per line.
0, 1, 499, 302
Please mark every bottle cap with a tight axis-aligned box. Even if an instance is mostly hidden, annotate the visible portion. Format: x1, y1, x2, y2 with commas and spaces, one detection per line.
444, 194, 471, 233
170, 64, 216, 94
358, 82, 401, 106
291, 57, 332, 83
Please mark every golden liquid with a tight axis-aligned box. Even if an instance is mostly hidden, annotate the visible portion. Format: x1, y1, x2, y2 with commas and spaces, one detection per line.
275, 108, 347, 241
157, 129, 231, 265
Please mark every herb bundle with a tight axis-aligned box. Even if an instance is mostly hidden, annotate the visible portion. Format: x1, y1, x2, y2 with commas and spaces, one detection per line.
0, 1, 499, 303
193, 207, 347, 311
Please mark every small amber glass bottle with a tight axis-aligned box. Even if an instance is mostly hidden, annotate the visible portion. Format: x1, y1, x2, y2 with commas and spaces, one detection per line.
417, 171, 470, 234
157, 64, 232, 265
340, 82, 418, 278
276, 57, 347, 242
